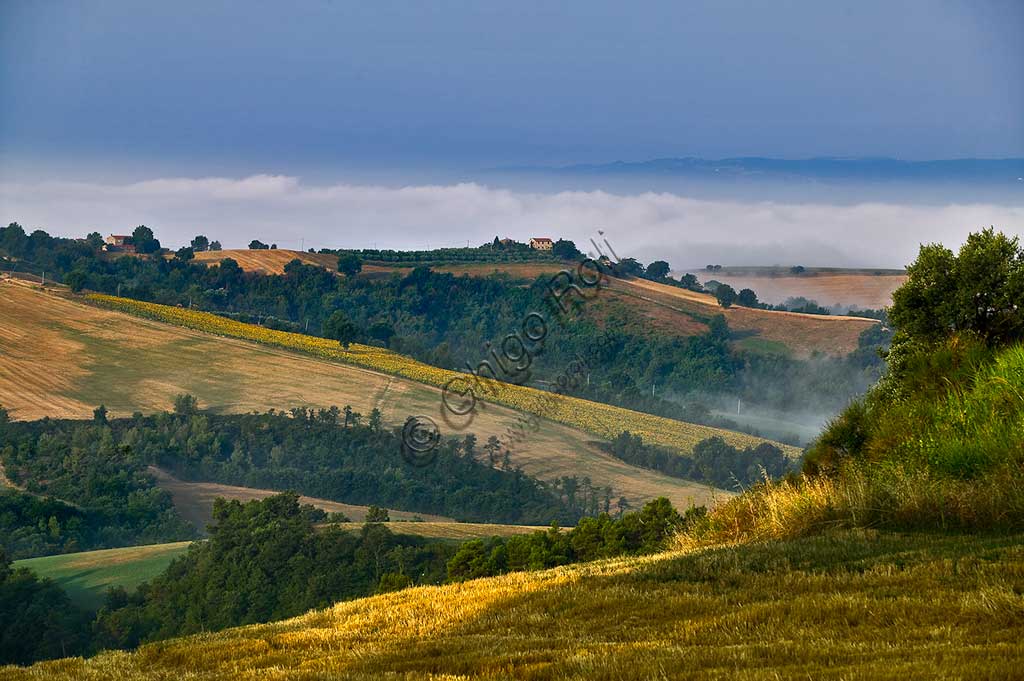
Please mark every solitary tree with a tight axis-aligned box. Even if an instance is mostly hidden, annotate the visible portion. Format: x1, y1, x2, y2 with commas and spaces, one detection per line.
715, 284, 737, 308
190, 235, 210, 252
736, 288, 759, 307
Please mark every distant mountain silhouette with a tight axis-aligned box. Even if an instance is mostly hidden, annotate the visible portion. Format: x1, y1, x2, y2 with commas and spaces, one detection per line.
498, 157, 1024, 183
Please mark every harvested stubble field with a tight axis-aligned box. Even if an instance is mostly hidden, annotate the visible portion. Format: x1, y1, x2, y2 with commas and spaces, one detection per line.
611, 276, 879, 357
712, 271, 907, 310
190, 249, 338, 274
0, 282, 728, 510
8, 530, 1022, 680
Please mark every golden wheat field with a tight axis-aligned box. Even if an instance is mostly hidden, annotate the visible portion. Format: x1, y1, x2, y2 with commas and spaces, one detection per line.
0, 282, 725, 510
190, 249, 338, 274
87, 292, 797, 458
6, 530, 1021, 680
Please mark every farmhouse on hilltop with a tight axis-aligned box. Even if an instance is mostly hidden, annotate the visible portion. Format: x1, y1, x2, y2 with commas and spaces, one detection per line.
529, 237, 553, 250
103, 234, 136, 253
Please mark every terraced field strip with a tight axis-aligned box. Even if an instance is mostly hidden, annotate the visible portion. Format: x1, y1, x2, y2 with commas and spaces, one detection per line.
88, 293, 799, 457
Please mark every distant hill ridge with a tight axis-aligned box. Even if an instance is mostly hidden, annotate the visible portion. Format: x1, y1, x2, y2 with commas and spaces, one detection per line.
502, 156, 1024, 182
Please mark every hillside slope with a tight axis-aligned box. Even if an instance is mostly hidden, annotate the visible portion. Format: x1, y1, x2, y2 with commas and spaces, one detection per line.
0, 282, 738, 510
343, 260, 877, 357
609, 276, 878, 356
8, 530, 1022, 679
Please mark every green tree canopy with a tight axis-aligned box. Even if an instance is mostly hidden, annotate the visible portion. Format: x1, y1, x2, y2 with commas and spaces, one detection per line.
337, 252, 363, 277
715, 284, 737, 308
645, 260, 671, 279
130, 225, 161, 254
890, 228, 1024, 346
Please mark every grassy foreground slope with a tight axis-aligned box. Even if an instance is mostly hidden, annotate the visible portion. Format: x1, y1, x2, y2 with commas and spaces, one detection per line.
0, 282, 728, 509
7, 530, 1022, 680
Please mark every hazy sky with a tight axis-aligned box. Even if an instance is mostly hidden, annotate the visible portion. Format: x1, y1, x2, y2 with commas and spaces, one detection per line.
1, 1, 1022, 266
2, 0, 1022, 171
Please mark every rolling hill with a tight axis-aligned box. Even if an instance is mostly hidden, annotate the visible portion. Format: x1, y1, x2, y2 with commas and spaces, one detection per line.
8, 530, 1022, 679
186, 250, 877, 357
607, 276, 878, 357
0, 280, 751, 511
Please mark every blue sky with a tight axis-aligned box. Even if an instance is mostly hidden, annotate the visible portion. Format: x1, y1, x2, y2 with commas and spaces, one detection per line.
2, 0, 1022, 173
1, 1, 1022, 266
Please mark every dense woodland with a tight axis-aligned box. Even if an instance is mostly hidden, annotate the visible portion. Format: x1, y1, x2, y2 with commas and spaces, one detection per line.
603, 432, 796, 489
0, 223, 891, 425
0, 403, 597, 560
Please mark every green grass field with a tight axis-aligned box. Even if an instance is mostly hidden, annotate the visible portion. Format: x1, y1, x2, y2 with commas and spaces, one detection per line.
13, 543, 192, 610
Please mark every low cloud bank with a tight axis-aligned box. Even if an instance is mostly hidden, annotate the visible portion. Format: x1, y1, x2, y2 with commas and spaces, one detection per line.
2, 175, 1021, 268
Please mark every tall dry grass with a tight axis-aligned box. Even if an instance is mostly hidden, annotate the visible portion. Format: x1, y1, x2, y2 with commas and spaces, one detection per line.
678, 462, 1024, 548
